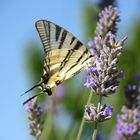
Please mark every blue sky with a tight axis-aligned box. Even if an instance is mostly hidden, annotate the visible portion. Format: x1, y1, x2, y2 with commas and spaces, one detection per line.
0, 0, 139, 140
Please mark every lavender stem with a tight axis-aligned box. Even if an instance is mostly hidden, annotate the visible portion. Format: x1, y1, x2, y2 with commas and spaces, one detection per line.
92, 95, 102, 140
76, 90, 94, 140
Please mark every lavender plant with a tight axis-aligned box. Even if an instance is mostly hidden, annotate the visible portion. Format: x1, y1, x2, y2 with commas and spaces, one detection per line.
116, 84, 140, 139
84, 104, 113, 122
25, 97, 44, 139
77, 5, 127, 140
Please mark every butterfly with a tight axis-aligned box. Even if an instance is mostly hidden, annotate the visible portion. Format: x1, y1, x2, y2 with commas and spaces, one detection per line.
24, 20, 93, 104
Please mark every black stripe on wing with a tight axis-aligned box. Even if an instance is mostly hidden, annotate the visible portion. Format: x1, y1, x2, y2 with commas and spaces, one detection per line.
59, 48, 89, 77
59, 49, 73, 71
58, 30, 67, 49
55, 25, 61, 41
70, 36, 76, 45
59, 40, 84, 71
76, 49, 88, 63
73, 40, 83, 50
35, 21, 50, 54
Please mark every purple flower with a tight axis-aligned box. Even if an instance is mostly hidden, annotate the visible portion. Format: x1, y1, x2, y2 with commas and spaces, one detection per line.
124, 83, 140, 108
102, 104, 113, 117
25, 101, 34, 111
117, 123, 136, 137
107, 83, 119, 93
116, 106, 140, 138
125, 124, 135, 136
117, 70, 124, 79
84, 104, 113, 122
84, 104, 97, 121
116, 123, 123, 135
116, 81, 140, 139
25, 97, 44, 138
86, 32, 127, 96
88, 40, 95, 56
84, 76, 97, 89
95, 5, 120, 36
87, 66, 99, 77
88, 40, 95, 48
85, 6, 127, 96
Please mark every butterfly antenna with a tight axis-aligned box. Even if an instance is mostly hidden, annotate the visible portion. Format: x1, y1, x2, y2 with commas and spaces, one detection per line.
23, 92, 43, 105
21, 80, 45, 96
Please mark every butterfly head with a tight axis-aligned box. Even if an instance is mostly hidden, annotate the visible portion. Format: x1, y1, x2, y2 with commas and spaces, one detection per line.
40, 80, 55, 96
41, 75, 62, 96
42, 86, 52, 96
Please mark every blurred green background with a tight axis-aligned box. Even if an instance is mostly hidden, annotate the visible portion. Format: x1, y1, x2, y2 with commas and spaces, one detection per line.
0, 0, 140, 140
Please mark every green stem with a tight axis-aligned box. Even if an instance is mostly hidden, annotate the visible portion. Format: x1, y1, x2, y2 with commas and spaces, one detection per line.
76, 90, 93, 140
97, 95, 102, 111
92, 123, 98, 140
40, 111, 53, 140
91, 95, 102, 140
45, 112, 53, 140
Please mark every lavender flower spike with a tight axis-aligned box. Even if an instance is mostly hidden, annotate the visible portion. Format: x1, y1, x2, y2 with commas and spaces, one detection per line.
95, 5, 120, 36
85, 5, 127, 96
86, 32, 127, 96
25, 97, 44, 138
116, 106, 140, 138
116, 83, 140, 139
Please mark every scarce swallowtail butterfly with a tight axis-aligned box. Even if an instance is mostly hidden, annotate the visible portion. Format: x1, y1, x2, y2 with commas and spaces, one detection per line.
24, 20, 93, 104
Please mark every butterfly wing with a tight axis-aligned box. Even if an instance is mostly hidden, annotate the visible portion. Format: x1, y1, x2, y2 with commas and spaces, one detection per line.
35, 20, 91, 94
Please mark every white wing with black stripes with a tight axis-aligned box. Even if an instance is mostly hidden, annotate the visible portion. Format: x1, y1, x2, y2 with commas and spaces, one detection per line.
24, 20, 92, 100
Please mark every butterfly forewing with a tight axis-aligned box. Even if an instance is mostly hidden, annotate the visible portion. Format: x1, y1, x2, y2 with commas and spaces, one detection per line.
35, 20, 90, 51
